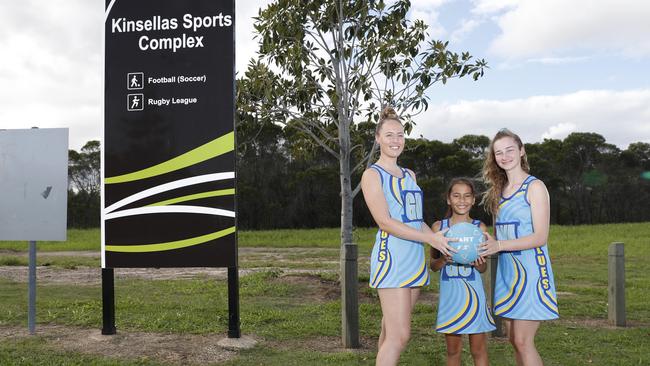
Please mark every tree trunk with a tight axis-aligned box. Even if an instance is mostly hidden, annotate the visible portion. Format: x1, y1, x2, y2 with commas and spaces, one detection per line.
339, 115, 359, 348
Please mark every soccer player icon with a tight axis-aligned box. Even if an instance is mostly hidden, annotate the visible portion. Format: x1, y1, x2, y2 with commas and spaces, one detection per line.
127, 72, 144, 90
131, 95, 140, 109
131, 75, 140, 88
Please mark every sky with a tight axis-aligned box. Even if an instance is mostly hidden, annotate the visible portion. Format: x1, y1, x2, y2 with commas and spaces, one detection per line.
0, 0, 649, 151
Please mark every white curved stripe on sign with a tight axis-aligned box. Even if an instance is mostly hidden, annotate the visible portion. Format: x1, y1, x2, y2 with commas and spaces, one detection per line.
104, 172, 235, 214
104, 205, 235, 220
105, 0, 117, 21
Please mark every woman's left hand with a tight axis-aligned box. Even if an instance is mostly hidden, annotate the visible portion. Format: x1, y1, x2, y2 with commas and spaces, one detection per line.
479, 231, 501, 257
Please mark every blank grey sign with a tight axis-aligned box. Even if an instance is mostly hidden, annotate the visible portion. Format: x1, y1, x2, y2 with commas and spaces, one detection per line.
0, 128, 68, 241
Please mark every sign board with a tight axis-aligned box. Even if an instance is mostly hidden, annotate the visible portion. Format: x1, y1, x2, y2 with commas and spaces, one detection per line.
0, 128, 68, 241
103, 0, 236, 268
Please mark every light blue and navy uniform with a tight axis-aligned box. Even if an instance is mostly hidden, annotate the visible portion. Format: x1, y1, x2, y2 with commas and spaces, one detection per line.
369, 164, 429, 288
435, 219, 496, 334
493, 175, 559, 320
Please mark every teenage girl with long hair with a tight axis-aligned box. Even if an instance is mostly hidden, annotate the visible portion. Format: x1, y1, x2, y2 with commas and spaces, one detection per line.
479, 128, 559, 366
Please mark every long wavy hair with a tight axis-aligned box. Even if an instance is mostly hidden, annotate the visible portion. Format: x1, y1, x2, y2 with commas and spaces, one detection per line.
444, 178, 477, 219
481, 129, 530, 216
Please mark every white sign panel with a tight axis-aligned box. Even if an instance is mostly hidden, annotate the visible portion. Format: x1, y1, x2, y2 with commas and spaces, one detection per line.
0, 128, 68, 241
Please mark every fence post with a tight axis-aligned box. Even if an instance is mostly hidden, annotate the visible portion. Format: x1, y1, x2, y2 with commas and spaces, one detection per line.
341, 242, 360, 348
608, 242, 625, 327
486, 254, 504, 337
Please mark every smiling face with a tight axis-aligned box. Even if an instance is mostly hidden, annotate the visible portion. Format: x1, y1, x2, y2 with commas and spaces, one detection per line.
447, 183, 475, 216
376, 119, 405, 159
493, 136, 525, 172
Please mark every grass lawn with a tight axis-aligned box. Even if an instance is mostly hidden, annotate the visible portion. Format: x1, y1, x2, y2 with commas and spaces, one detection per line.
1, 223, 649, 365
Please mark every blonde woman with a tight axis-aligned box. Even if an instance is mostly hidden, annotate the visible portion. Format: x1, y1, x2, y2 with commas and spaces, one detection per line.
361, 107, 456, 366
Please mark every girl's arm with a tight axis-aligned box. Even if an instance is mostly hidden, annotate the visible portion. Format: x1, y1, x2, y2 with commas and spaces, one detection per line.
429, 221, 451, 271
480, 180, 550, 256
361, 168, 456, 256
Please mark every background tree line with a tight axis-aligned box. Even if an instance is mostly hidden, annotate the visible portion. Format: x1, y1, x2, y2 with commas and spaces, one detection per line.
236, 115, 650, 229
66, 126, 650, 229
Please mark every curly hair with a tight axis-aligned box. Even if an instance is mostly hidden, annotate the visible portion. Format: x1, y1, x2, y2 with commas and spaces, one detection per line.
481, 128, 530, 216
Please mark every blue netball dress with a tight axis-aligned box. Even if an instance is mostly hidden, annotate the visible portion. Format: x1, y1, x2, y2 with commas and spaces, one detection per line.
435, 219, 496, 334
493, 175, 559, 320
369, 164, 430, 288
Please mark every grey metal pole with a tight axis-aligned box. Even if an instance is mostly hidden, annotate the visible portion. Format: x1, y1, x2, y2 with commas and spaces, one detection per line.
28, 240, 36, 335
608, 242, 625, 327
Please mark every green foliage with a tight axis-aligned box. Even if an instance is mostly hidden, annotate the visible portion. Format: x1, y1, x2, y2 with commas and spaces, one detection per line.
245, 0, 486, 152
68, 141, 101, 228
235, 130, 650, 228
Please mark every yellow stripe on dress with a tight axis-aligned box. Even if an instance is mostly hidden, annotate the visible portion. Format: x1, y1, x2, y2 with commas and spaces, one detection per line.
495, 254, 520, 308
537, 280, 559, 313
436, 282, 471, 330
391, 176, 403, 206
370, 231, 390, 286
485, 302, 496, 325
495, 256, 527, 315
414, 266, 430, 287
372, 250, 392, 288
445, 282, 479, 333
399, 255, 426, 287
498, 191, 525, 209
547, 289, 557, 303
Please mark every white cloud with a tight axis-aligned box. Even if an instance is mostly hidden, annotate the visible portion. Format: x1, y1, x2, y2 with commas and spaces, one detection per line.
470, 0, 518, 15
411, 89, 650, 148
450, 18, 482, 43
406, 0, 451, 39
525, 56, 591, 65
410, 9, 447, 38
541, 123, 577, 140
0, 0, 102, 150
487, 0, 650, 59
236, 1, 273, 73
0, 1, 269, 150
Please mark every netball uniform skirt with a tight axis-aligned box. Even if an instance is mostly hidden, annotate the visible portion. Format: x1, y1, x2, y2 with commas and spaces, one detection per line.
369, 230, 430, 288
435, 263, 496, 334
493, 175, 559, 320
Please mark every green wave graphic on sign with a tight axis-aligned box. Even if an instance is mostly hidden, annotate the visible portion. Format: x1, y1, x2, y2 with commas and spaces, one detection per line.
146, 189, 235, 207
105, 226, 236, 253
105, 131, 234, 184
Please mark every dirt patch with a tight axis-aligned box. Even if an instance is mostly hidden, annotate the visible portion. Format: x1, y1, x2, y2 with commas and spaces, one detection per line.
266, 335, 377, 354
556, 291, 576, 296
0, 324, 239, 365
0, 248, 343, 285
0, 265, 342, 285
559, 318, 650, 329
417, 290, 439, 305
273, 274, 384, 303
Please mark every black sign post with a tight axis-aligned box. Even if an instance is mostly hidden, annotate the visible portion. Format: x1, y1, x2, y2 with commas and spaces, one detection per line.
103, 0, 237, 337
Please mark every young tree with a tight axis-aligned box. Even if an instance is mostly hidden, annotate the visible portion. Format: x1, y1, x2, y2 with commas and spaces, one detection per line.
69, 140, 100, 196
68, 140, 101, 227
242, 0, 487, 347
